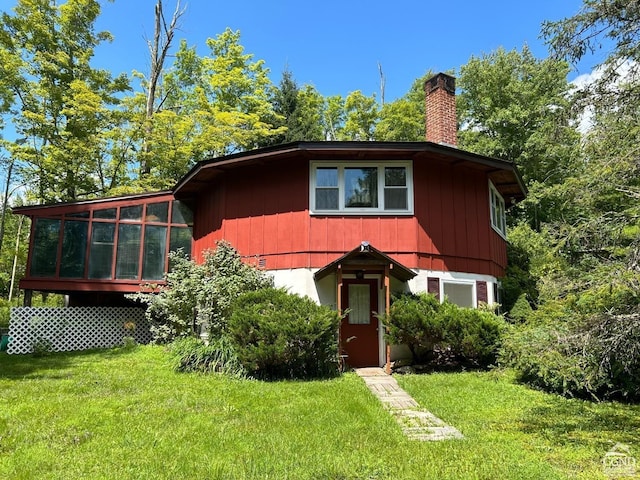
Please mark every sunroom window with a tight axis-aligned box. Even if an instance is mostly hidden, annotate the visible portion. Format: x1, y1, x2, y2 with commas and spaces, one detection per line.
310, 162, 413, 214
489, 181, 506, 237
26, 198, 193, 282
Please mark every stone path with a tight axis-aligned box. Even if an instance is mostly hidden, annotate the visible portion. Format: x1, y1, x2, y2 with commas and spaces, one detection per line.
355, 367, 464, 441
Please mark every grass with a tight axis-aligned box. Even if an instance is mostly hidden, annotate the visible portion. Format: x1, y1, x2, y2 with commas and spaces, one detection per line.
0, 346, 638, 479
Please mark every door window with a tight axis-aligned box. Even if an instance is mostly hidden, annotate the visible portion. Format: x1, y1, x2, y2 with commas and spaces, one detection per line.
348, 284, 371, 324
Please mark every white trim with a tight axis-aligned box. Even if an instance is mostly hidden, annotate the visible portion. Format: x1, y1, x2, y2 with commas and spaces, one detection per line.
309, 161, 414, 215
489, 180, 507, 238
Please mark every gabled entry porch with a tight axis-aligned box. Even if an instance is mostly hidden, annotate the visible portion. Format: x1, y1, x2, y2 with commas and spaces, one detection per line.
314, 242, 416, 373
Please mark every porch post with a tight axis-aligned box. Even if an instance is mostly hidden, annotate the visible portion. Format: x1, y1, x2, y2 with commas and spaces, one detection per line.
337, 265, 344, 366
23, 289, 33, 307
384, 263, 391, 375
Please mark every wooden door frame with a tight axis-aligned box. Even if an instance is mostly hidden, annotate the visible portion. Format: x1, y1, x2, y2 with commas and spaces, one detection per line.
337, 266, 391, 372
340, 278, 379, 368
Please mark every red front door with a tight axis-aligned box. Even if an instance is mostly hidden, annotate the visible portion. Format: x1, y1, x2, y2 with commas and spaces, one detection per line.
341, 279, 379, 367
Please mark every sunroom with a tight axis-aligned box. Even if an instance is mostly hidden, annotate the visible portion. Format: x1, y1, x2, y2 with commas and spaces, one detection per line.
13, 191, 193, 306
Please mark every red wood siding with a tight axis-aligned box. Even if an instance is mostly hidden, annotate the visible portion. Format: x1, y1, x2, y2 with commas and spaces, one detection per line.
192, 155, 508, 276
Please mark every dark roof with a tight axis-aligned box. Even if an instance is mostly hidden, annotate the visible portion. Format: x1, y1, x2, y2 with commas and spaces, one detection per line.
173, 141, 526, 202
14, 141, 526, 215
12, 190, 173, 216
314, 242, 417, 282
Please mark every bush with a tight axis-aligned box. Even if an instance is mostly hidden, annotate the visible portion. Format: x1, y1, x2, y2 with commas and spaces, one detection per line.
169, 336, 246, 377
130, 241, 273, 343
499, 321, 592, 397
228, 288, 340, 380
384, 293, 506, 368
383, 293, 442, 362
500, 307, 640, 400
507, 293, 534, 323
438, 302, 506, 366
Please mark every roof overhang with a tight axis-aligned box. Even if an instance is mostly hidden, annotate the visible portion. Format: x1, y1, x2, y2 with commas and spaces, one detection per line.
172, 141, 527, 204
12, 191, 174, 217
314, 242, 417, 282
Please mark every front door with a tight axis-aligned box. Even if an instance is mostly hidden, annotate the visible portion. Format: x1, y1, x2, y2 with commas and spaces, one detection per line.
341, 279, 379, 367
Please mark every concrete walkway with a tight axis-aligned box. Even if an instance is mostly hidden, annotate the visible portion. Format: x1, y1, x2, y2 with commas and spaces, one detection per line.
355, 367, 464, 441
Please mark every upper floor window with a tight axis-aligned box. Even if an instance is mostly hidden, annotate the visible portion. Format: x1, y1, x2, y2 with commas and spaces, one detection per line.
489, 181, 506, 237
310, 161, 413, 214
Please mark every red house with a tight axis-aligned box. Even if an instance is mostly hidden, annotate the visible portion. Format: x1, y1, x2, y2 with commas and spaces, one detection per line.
13, 73, 525, 367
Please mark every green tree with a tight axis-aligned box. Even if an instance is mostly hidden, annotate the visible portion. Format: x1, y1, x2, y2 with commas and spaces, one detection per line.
0, 0, 129, 202
457, 46, 580, 187
542, 0, 640, 113
375, 73, 429, 141
126, 29, 285, 190
323, 95, 345, 140
340, 90, 378, 140
264, 69, 324, 145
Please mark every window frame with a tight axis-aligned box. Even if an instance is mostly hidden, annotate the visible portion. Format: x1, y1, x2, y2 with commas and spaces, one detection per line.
25, 198, 193, 282
489, 181, 507, 238
309, 161, 414, 215
441, 280, 477, 308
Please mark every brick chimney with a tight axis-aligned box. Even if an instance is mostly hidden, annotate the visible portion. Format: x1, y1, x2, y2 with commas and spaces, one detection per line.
424, 73, 457, 146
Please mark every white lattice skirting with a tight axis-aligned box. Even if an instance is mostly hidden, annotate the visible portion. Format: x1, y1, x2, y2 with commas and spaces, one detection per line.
7, 307, 151, 354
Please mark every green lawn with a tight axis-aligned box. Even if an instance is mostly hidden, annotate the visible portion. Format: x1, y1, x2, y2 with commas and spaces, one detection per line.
1, 346, 638, 479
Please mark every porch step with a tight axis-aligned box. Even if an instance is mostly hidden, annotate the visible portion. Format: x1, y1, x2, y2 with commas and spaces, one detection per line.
355, 367, 463, 441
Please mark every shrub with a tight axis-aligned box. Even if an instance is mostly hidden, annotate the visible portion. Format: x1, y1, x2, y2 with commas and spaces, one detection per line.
507, 293, 534, 323
169, 336, 246, 378
384, 293, 506, 368
500, 308, 640, 400
499, 321, 592, 397
438, 302, 506, 366
228, 288, 340, 380
384, 293, 442, 363
130, 241, 273, 343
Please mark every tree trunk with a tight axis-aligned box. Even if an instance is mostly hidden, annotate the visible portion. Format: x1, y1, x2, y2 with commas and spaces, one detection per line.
141, 0, 185, 177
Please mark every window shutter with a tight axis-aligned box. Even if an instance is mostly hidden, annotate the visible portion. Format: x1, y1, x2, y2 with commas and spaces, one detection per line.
476, 281, 488, 305
427, 277, 440, 298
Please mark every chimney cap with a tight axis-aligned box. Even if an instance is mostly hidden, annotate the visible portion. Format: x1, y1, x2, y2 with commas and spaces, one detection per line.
425, 72, 456, 95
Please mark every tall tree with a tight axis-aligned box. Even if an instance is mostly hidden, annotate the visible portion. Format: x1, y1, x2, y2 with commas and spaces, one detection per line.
323, 95, 345, 141
340, 90, 379, 141
140, 0, 185, 177
542, 0, 640, 113
0, 0, 129, 202
266, 69, 324, 145
155, 29, 285, 161
375, 73, 430, 141
536, 0, 640, 303
457, 46, 580, 187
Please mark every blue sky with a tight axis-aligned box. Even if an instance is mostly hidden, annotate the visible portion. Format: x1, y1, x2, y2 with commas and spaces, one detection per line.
82, 0, 598, 102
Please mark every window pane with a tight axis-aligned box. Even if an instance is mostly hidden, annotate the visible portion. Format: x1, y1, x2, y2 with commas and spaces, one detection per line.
384, 188, 408, 210
443, 283, 474, 308
316, 188, 339, 210
171, 201, 193, 225
30, 219, 60, 277
385, 167, 406, 186
142, 225, 167, 280
316, 167, 338, 187
345, 167, 377, 208
93, 208, 116, 219
60, 221, 88, 278
116, 224, 141, 279
88, 223, 115, 279
146, 202, 168, 223
66, 211, 90, 218
120, 205, 143, 222
169, 227, 192, 257
348, 284, 370, 324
